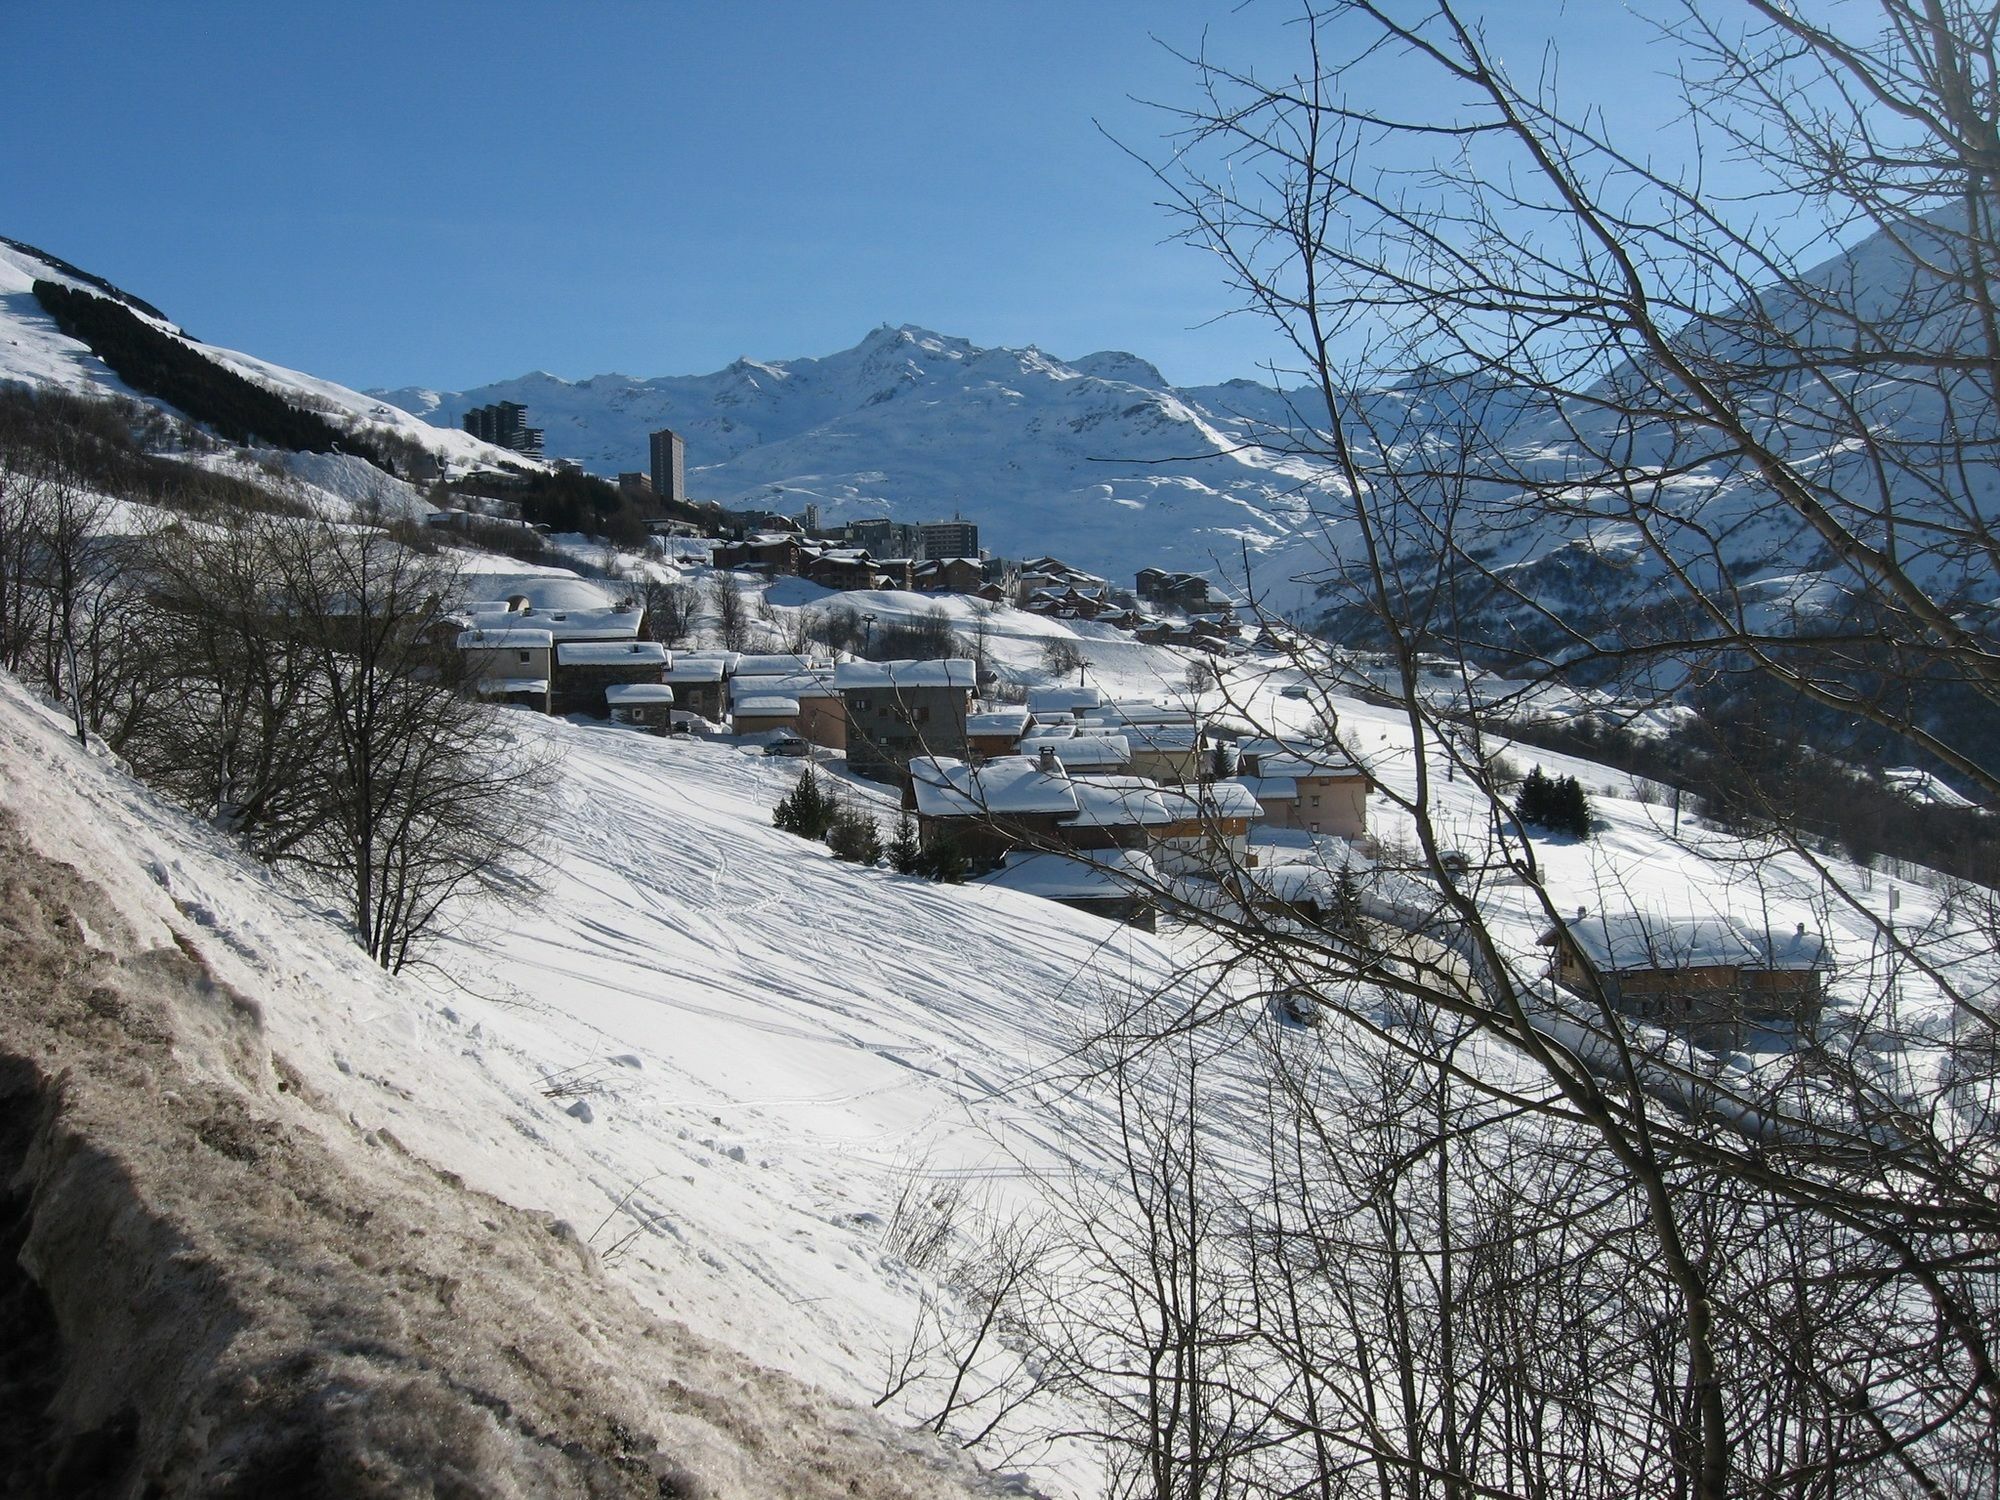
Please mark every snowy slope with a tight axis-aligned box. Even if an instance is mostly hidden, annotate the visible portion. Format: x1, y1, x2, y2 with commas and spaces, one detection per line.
0, 238, 526, 477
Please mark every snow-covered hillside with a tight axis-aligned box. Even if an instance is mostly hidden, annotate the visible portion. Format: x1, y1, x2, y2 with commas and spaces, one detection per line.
0, 238, 526, 481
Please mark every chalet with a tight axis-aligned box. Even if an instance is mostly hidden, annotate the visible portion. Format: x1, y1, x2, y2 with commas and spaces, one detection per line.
1136, 568, 1222, 611
1063, 776, 1177, 854
1237, 740, 1370, 838
803, 548, 898, 592
733, 694, 802, 737
661, 655, 730, 723
976, 848, 1160, 931
604, 682, 676, 734
910, 754, 1081, 870
552, 640, 670, 717
835, 658, 976, 783
1149, 779, 1264, 873
457, 627, 553, 711
1539, 913, 1833, 1037
731, 670, 846, 748
1100, 720, 1207, 785
965, 706, 1033, 761
913, 557, 984, 594
713, 533, 802, 575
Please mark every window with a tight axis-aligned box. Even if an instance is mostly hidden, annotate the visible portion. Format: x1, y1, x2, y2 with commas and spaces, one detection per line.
850, 695, 872, 712
517, 650, 531, 663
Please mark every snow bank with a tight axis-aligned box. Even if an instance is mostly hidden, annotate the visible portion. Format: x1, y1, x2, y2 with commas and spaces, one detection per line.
0, 676, 992, 1499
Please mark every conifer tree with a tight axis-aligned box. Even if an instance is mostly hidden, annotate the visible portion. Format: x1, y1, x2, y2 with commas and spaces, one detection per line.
887, 810, 923, 875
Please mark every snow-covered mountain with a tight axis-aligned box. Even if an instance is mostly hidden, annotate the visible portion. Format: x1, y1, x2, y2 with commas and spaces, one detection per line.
377, 328, 1344, 604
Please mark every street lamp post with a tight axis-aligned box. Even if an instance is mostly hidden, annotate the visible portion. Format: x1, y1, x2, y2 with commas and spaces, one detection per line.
862, 612, 877, 656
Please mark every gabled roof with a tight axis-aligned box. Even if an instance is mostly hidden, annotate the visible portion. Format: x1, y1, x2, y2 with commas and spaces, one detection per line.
833, 658, 977, 690
459, 628, 553, 649
733, 653, 827, 675
976, 848, 1159, 901
556, 640, 670, 666
1066, 777, 1177, 828
1540, 913, 1833, 973
663, 659, 728, 684
604, 683, 676, 704
1159, 780, 1264, 822
731, 671, 838, 703
910, 756, 1078, 818
966, 707, 1033, 737
1025, 685, 1102, 714
733, 695, 801, 716
1235, 774, 1299, 802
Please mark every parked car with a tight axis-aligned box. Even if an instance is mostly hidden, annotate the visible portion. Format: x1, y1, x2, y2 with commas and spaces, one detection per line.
1438, 849, 1471, 878
1279, 684, 1311, 700
763, 733, 810, 758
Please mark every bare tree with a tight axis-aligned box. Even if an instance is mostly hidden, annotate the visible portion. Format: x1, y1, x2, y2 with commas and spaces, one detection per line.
707, 568, 751, 652
1001, 5, 2000, 1496
634, 574, 697, 649
126, 512, 550, 970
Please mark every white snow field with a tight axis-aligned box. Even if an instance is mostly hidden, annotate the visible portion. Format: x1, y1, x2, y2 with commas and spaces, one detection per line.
2, 530, 1988, 1491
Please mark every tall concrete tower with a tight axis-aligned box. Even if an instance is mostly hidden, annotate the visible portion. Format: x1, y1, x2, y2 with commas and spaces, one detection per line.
648, 428, 686, 507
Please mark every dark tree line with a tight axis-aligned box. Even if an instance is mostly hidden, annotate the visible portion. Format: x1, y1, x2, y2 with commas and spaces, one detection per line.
1511, 766, 1593, 839
32, 280, 387, 466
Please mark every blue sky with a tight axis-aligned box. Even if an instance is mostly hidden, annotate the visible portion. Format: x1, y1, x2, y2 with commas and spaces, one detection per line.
5, 2, 1688, 392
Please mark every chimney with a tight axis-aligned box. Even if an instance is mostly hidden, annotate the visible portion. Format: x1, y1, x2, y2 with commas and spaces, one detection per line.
1575, 906, 1586, 921
1797, 922, 1807, 937
1039, 744, 1057, 774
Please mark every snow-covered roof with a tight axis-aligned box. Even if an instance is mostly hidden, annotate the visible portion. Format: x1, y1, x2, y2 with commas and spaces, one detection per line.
1236, 775, 1300, 803
1160, 780, 1265, 822
1038, 736, 1130, 769
733, 696, 801, 717
604, 683, 676, 705
966, 707, 1032, 737
1248, 864, 1337, 903
476, 676, 548, 695
833, 658, 977, 690
556, 640, 669, 666
1025, 685, 1102, 714
731, 671, 838, 702
1065, 778, 1176, 828
459, 628, 553, 650
977, 848, 1158, 901
1542, 914, 1833, 973
1255, 752, 1361, 780
733, 653, 827, 676
663, 660, 728, 684
910, 756, 1077, 818
513, 606, 642, 642
1242, 737, 1361, 778
1104, 722, 1204, 753
1082, 703, 1196, 729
